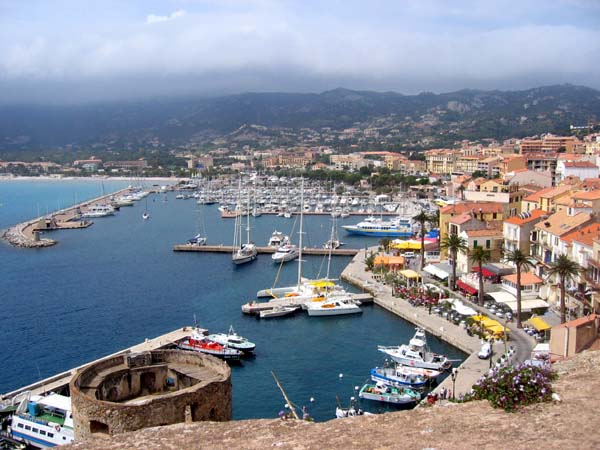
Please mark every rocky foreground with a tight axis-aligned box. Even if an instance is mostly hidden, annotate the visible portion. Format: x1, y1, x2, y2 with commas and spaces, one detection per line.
67, 350, 600, 450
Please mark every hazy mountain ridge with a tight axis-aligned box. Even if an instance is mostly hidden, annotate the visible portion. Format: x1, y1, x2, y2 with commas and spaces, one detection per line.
1, 84, 599, 151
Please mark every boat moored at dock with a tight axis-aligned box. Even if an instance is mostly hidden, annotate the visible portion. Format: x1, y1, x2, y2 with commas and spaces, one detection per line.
342, 216, 414, 238
206, 326, 256, 353
358, 383, 421, 405
378, 327, 452, 371
177, 329, 242, 361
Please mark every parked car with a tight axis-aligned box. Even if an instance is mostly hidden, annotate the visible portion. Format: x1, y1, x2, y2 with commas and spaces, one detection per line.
478, 342, 492, 359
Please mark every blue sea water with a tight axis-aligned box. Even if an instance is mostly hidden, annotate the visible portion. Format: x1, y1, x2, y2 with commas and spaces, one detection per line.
0, 180, 465, 421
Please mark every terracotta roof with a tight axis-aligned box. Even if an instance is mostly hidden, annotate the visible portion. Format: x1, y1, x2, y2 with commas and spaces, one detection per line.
534, 210, 592, 236
564, 161, 598, 168
504, 209, 547, 225
524, 185, 572, 202
554, 314, 599, 329
449, 213, 473, 225
440, 202, 503, 215
557, 153, 584, 161
464, 228, 503, 237
502, 272, 543, 285
573, 190, 600, 201
562, 222, 600, 246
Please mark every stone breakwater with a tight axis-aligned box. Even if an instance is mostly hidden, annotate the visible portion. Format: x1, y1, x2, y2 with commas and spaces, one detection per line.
2, 187, 130, 249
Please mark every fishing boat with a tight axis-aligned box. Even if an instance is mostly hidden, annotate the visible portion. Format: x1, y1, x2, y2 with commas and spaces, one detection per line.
206, 326, 256, 353
378, 328, 452, 371
342, 216, 413, 238
177, 330, 241, 361
305, 298, 362, 316
358, 383, 421, 405
271, 244, 299, 263
369, 363, 431, 388
8, 393, 74, 448
259, 306, 299, 319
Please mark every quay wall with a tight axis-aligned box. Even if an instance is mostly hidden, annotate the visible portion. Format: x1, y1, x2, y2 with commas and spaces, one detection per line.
70, 350, 231, 440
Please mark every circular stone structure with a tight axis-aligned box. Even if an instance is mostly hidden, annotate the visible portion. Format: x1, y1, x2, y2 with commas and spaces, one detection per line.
70, 350, 231, 440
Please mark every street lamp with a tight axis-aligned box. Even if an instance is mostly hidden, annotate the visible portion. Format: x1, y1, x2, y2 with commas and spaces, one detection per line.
489, 340, 494, 369
450, 368, 458, 400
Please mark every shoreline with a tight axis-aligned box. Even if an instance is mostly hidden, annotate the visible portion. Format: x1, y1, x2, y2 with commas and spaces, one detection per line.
0, 175, 183, 183
341, 248, 534, 400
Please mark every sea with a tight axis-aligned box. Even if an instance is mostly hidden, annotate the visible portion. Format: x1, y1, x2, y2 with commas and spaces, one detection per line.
0, 178, 465, 421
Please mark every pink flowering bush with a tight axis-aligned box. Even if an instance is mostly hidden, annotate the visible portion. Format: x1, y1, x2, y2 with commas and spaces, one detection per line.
466, 363, 556, 412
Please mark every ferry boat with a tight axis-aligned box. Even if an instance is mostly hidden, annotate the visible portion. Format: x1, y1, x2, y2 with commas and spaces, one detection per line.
378, 327, 452, 371
8, 393, 74, 448
206, 326, 256, 353
341, 216, 413, 238
358, 383, 421, 405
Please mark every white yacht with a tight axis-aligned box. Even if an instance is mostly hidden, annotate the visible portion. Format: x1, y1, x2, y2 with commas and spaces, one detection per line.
267, 231, 289, 248
378, 328, 451, 371
206, 325, 256, 353
9, 393, 75, 448
306, 297, 362, 316
271, 244, 299, 263
80, 204, 115, 218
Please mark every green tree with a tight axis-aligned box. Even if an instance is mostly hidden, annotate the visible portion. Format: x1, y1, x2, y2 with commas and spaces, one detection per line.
441, 233, 468, 291
547, 255, 581, 324
379, 238, 392, 253
365, 251, 376, 272
503, 249, 534, 328
413, 210, 436, 271
470, 246, 491, 306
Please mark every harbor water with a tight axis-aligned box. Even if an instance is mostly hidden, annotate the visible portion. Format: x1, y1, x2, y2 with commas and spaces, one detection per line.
0, 179, 465, 421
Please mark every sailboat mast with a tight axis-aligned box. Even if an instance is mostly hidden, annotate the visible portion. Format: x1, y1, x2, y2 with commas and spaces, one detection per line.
326, 216, 334, 279
246, 185, 251, 244
297, 177, 304, 287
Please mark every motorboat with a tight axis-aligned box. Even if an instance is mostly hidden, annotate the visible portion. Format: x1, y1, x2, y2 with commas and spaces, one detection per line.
80, 204, 115, 218
306, 298, 362, 316
271, 244, 299, 263
177, 330, 241, 361
342, 216, 414, 238
358, 383, 421, 405
369, 363, 431, 388
207, 325, 256, 353
188, 233, 207, 246
259, 306, 299, 319
8, 392, 75, 447
378, 328, 452, 371
267, 230, 289, 248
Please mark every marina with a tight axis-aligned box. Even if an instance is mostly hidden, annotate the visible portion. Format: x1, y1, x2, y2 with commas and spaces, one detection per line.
173, 244, 360, 256
0, 178, 467, 428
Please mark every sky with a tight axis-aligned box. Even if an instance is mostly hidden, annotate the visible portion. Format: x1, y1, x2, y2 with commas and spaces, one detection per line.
0, 0, 599, 104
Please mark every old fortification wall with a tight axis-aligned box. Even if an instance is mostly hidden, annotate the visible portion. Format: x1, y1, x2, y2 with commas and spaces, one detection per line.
66, 350, 600, 450
70, 350, 231, 440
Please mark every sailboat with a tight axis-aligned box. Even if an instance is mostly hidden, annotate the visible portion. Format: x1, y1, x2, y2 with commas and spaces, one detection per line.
232, 181, 257, 265
188, 204, 207, 245
142, 196, 150, 220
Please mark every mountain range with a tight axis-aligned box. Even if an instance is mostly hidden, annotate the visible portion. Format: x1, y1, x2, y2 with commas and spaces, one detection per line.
1, 84, 599, 152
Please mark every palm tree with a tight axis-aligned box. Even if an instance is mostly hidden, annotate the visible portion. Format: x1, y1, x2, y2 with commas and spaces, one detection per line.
503, 249, 534, 329
413, 210, 436, 271
547, 254, 581, 324
470, 246, 491, 306
379, 238, 391, 253
441, 233, 468, 291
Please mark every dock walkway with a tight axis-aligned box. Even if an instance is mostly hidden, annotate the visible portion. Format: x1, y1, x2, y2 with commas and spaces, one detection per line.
173, 244, 359, 256
241, 293, 373, 314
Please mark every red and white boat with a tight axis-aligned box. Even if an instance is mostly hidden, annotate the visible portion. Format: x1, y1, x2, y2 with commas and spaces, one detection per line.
178, 330, 241, 361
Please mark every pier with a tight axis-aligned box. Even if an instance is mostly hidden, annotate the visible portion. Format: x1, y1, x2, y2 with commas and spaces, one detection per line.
173, 244, 360, 256
2, 187, 131, 248
0, 327, 202, 403
241, 292, 373, 315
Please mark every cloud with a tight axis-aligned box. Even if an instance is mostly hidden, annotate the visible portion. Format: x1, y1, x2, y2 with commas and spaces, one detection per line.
0, 1, 599, 103
146, 9, 186, 25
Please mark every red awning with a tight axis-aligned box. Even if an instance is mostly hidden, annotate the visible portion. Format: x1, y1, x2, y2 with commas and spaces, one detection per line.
472, 267, 495, 278
456, 279, 478, 295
